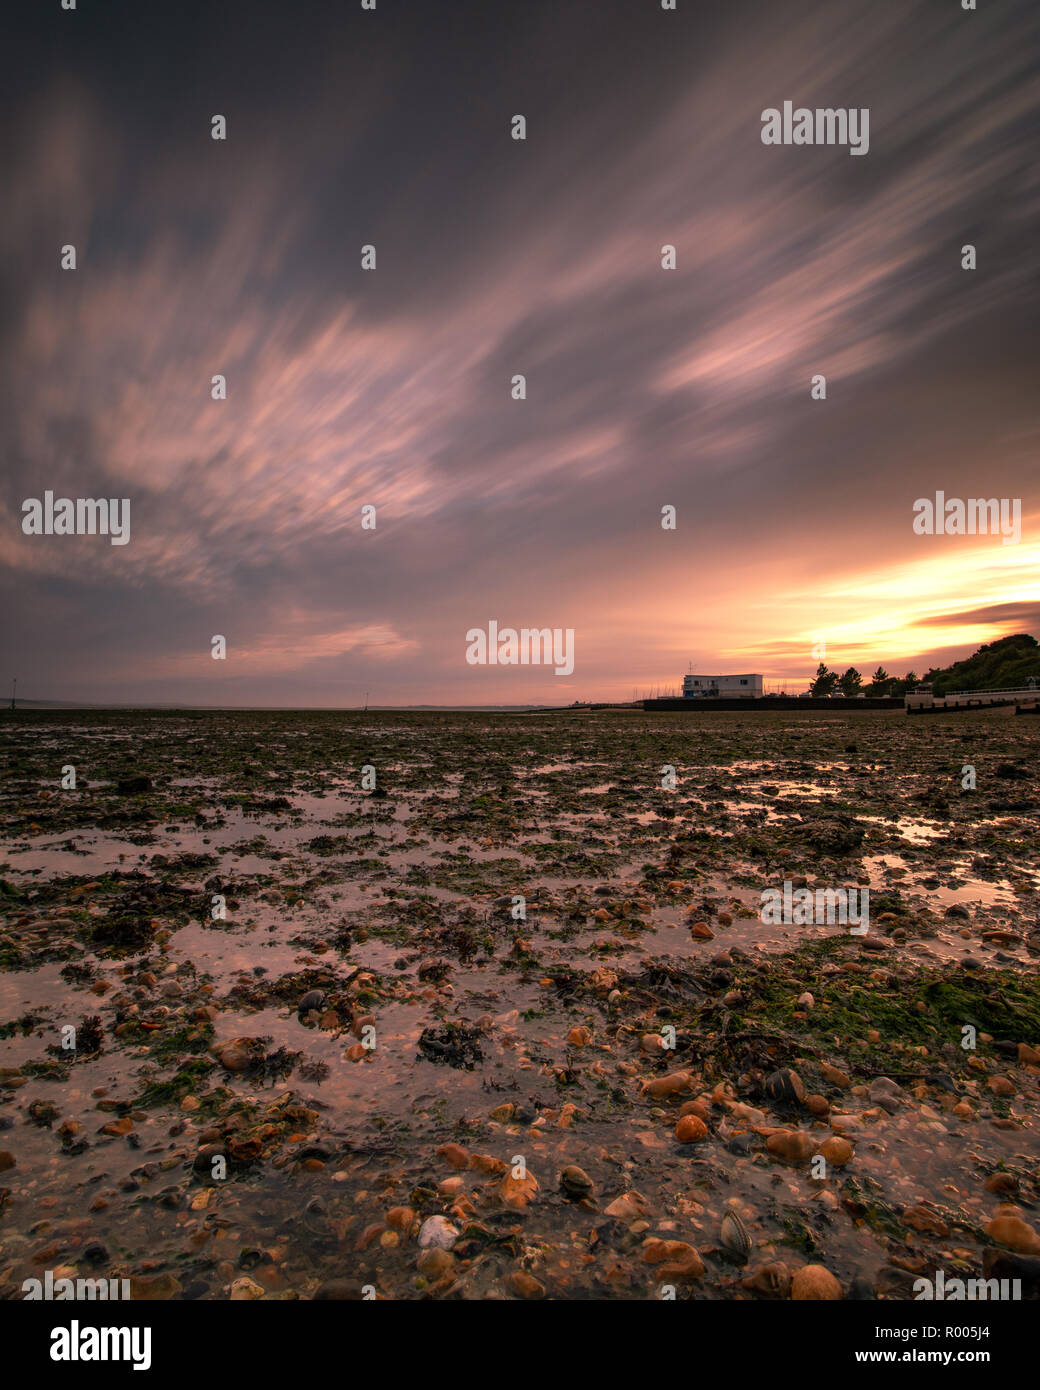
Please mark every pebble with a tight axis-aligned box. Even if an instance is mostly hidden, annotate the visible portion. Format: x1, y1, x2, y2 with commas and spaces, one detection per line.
674, 1114, 708, 1143
791, 1264, 843, 1300
499, 1171, 539, 1208
604, 1191, 651, 1222
764, 1068, 805, 1104
507, 1271, 545, 1299
559, 1164, 594, 1197
417, 1248, 455, 1278
230, 1277, 267, 1300
468, 1153, 508, 1175
985, 1214, 1040, 1255
742, 1261, 791, 1298
640, 1237, 704, 1281
869, 1077, 905, 1113
642, 1071, 693, 1099
128, 1273, 182, 1300
418, 1215, 459, 1250
818, 1136, 853, 1167
766, 1129, 814, 1163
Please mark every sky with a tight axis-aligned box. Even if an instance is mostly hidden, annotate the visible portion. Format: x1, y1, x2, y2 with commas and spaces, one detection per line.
2, 0, 1038, 706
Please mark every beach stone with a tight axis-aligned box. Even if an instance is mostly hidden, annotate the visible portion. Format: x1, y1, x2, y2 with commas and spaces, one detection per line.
680, 1098, 712, 1122
766, 1129, 814, 1163
215, 1037, 265, 1073
819, 1136, 853, 1167
417, 1249, 455, 1279
129, 1273, 182, 1300
0, 1152, 15, 1172
468, 1153, 508, 1176
560, 1164, 594, 1197
499, 1171, 539, 1208
985, 1214, 1040, 1255
418, 1215, 459, 1249
508, 1271, 545, 1299
791, 1264, 843, 1300
230, 1277, 266, 1300
869, 1077, 905, 1113
742, 1261, 791, 1298
643, 1071, 693, 1099
641, 1238, 704, 1281
764, 1068, 805, 1104
674, 1113, 708, 1143
604, 1191, 651, 1222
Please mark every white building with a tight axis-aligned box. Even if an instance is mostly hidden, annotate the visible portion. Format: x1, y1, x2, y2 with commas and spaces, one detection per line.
682, 673, 763, 698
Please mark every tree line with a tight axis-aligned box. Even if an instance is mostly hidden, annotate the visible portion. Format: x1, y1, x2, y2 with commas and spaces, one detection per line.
807, 634, 1039, 699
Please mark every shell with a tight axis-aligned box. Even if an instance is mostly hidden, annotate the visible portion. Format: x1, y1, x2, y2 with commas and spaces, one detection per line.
720, 1210, 752, 1259
559, 1164, 594, 1197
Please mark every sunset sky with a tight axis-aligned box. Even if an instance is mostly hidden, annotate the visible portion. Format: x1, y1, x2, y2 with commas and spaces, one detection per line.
3, 0, 1038, 705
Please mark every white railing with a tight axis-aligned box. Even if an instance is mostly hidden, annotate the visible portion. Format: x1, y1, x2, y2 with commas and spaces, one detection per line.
907, 686, 1040, 709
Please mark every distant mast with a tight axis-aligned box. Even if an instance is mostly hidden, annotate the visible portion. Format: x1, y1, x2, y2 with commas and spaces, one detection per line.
9, 677, 14, 711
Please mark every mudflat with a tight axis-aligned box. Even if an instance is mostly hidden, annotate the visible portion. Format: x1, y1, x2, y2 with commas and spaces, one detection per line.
1, 707, 1038, 1300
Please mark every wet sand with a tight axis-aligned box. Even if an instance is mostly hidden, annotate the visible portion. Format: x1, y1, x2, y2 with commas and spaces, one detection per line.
1, 707, 1038, 1300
